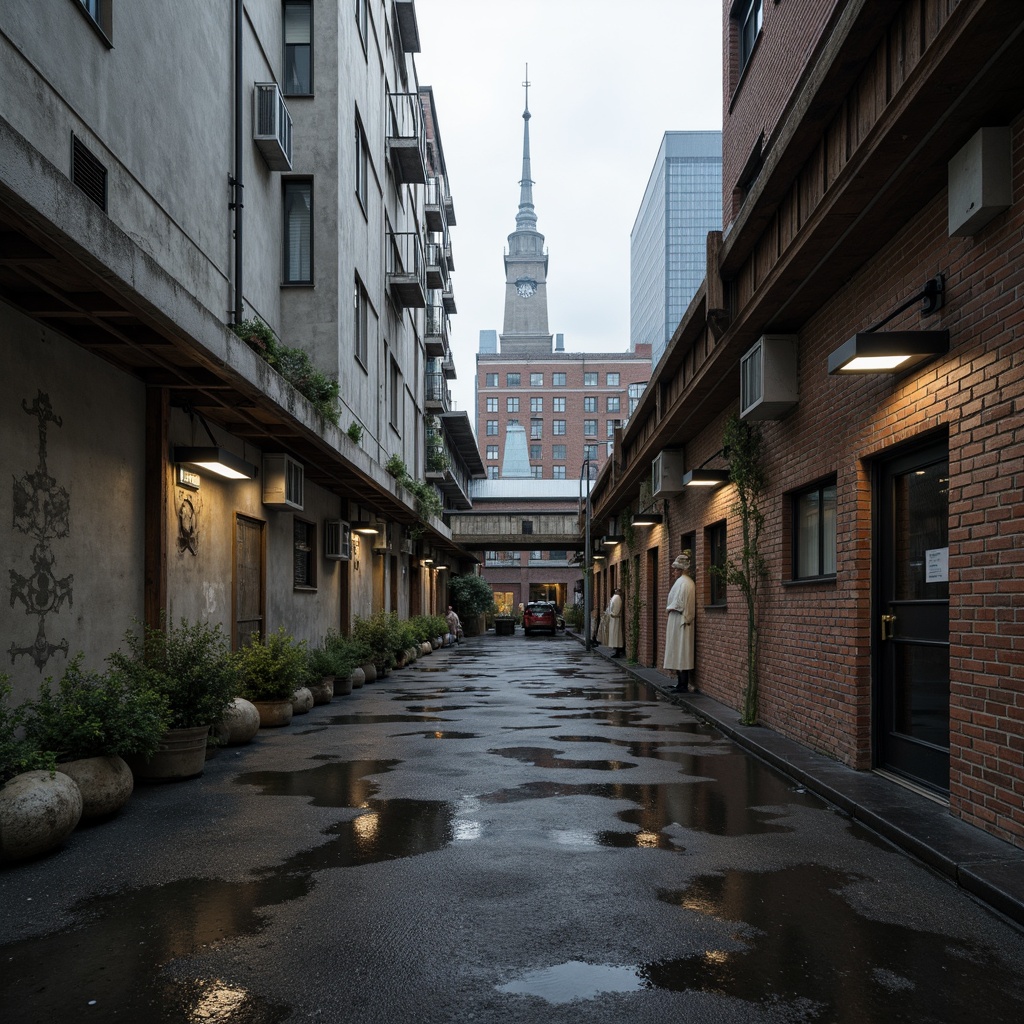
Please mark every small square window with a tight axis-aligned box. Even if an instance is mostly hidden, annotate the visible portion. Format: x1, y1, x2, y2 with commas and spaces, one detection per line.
607, 396, 620, 412
530, 419, 543, 439
529, 444, 542, 460
606, 372, 620, 386
486, 420, 498, 435
531, 373, 544, 386
530, 397, 543, 413
486, 445, 499, 460
553, 420, 566, 436
486, 397, 498, 413
584, 396, 597, 413
530, 466, 543, 479
552, 372, 567, 387
552, 444, 566, 460
507, 373, 521, 387
584, 372, 598, 386
583, 444, 598, 461
488, 466, 500, 479
552, 465, 565, 480
584, 420, 597, 436
552, 397, 566, 413
486, 373, 499, 387
507, 397, 519, 413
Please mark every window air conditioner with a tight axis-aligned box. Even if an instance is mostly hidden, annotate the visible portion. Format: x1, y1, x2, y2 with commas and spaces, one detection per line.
262, 454, 304, 510
324, 520, 351, 561
400, 538, 415, 556
740, 335, 798, 421
253, 83, 293, 171
652, 450, 686, 498
372, 522, 391, 552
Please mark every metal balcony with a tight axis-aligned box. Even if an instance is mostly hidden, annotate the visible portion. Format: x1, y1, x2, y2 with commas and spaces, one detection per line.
425, 369, 451, 412
443, 190, 456, 226
424, 303, 448, 357
442, 283, 456, 314
441, 355, 456, 380
387, 92, 426, 185
424, 177, 447, 233
425, 241, 447, 290
387, 231, 426, 308
444, 239, 455, 272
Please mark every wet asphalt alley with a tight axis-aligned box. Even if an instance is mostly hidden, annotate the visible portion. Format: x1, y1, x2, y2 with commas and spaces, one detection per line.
2, 632, 1024, 1024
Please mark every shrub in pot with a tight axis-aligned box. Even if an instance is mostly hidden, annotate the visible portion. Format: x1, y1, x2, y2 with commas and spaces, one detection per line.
306, 645, 336, 705
233, 628, 308, 727
323, 631, 362, 695
353, 612, 398, 676
23, 655, 167, 818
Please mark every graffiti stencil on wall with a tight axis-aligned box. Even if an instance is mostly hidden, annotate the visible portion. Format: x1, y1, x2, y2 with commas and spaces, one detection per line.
9, 390, 72, 671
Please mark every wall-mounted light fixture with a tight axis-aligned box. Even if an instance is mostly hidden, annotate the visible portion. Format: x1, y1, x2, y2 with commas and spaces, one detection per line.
827, 330, 949, 374
351, 520, 379, 535
683, 468, 731, 488
603, 534, 624, 546
173, 445, 257, 480
630, 510, 663, 527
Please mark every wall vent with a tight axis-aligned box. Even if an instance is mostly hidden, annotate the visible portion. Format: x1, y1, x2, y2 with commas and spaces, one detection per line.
253, 83, 293, 170
740, 334, 798, 421
324, 520, 351, 560
262, 454, 304, 510
71, 135, 107, 211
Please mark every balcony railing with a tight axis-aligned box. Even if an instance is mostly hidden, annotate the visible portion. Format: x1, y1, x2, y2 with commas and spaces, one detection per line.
424, 176, 447, 233
424, 302, 449, 357
425, 369, 451, 412
387, 231, 426, 308
387, 92, 426, 184
425, 241, 447, 290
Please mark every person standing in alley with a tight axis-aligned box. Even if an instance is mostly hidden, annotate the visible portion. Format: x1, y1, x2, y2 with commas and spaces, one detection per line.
446, 604, 462, 645
664, 551, 695, 692
605, 588, 625, 657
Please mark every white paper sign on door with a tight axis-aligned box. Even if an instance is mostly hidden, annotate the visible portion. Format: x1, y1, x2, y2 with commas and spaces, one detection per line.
925, 547, 949, 583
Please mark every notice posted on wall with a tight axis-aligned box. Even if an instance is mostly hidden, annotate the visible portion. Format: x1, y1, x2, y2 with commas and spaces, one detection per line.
926, 547, 949, 583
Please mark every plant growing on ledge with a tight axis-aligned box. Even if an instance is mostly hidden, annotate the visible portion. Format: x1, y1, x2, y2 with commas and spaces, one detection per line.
385, 453, 407, 479
347, 421, 364, 444
232, 318, 340, 426
713, 414, 769, 726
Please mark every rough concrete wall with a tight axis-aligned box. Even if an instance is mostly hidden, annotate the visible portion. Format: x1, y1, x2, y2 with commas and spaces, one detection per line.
2, 301, 145, 705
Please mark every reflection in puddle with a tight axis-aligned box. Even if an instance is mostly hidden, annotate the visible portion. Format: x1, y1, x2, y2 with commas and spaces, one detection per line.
327, 713, 450, 725
236, 759, 399, 807
491, 746, 637, 771
394, 730, 479, 740
497, 961, 644, 1003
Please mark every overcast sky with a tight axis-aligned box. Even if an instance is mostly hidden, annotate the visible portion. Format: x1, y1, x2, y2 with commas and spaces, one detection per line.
414, 0, 723, 417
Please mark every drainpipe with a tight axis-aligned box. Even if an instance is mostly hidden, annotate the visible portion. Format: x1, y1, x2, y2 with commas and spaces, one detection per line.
231, 0, 244, 324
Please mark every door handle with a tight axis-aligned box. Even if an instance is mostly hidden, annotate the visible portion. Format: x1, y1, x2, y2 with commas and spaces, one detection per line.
881, 613, 896, 640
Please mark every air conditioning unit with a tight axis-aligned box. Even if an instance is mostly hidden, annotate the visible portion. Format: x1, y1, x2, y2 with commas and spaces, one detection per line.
262, 454, 304, 510
372, 522, 391, 552
740, 334, 798, 421
253, 83, 293, 171
652, 450, 686, 498
324, 520, 351, 561
400, 538, 415, 556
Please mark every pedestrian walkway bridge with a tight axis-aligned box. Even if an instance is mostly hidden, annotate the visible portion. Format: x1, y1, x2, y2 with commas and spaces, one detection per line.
447, 510, 583, 550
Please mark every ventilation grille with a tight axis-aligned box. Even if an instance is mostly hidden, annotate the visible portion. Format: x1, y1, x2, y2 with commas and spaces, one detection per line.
71, 135, 107, 210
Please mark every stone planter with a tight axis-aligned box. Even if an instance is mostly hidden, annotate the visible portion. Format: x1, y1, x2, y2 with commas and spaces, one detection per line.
0, 770, 83, 861
291, 686, 314, 714
213, 697, 261, 746
127, 726, 210, 782
395, 650, 408, 669
309, 676, 334, 705
57, 755, 133, 820
431, 637, 441, 650
253, 699, 293, 728
419, 641, 432, 657
359, 662, 376, 683
334, 670, 354, 696
406, 646, 418, 663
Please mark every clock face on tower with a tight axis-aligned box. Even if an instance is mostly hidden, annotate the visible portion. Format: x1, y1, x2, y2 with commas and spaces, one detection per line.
516, 279, 537, 298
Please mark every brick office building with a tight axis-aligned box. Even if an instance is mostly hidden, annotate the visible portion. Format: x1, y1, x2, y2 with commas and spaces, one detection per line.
589, 0, 1024, 849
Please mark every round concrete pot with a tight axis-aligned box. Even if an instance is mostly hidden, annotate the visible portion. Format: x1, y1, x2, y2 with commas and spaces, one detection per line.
57, 755, 133, 820
419, 642, 432, 657
336, 669, 356, 695
0, 770, 83, 861
291, 687, 314, 715
360, 662, 376, 683
127, 726, 209, 782
253, 699, 293, 728
309, 677, 334, 705
213, 697, 261, 746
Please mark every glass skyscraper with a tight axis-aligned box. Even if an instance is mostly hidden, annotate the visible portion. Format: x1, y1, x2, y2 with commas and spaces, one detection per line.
630, 131, 722, 366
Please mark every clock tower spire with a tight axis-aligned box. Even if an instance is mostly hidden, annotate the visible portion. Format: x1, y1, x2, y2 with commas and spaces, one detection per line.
500, 66, 552, 356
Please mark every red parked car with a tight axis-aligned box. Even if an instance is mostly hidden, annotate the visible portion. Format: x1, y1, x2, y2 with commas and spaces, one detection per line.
523, 601, 558, 636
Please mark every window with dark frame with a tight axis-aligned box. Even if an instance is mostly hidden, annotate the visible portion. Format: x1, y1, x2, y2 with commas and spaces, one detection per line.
708, 520, 727, 606
507, 397, 519, 413
507, 372, 521, 386
354, 113, 369, 210
486, 445, 498, 460
584, 396, 597, 413
486, 373, 498, 387
735, 0, 763, 75
486, 397, 498, 412
486, 420, 498, 435
77, 0, 113, 40
354, 276, 369, 367
792, 479, 837, 580
293, 518, 316, 589
354, 0, 369, 53
283, 179, 312, 284
552, 372, 566, 387
283, 1, 312, 95
389, 356, 402, 432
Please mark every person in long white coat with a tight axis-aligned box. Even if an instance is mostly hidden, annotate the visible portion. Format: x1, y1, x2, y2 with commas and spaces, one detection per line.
664, 552, 695, 692
605, 588, 624, 656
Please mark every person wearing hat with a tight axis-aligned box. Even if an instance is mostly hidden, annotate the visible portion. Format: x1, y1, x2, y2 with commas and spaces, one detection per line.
605, 588, 624, 657
664, 551, 695, 692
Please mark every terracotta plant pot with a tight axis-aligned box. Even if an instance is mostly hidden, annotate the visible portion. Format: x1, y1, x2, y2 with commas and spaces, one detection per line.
127, 726, 210, 782
308, 677, 334, 705
291, 687, 314, 714
0, 770, 83, 861
213, 697, 261, 746
253, 699, 293, 728
57, 755, 133, 820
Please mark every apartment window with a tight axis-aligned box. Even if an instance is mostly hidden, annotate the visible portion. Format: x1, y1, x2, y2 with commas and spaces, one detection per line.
283, 180, 312, 284
353, 276, 368, 367
553, 420, 566, 435
531, 373, 544, 386
355, 0, 369, 53
708, 520, 727, 606
486, 445, 499, 460
583, 444, 598, 461
486, 420, 498, 436
293, 518, 316, 589
530, 419, 543, 439
584, 420, 597, 436
486, 397, 498, 413
735, 0, 763, 73
389, 356, 402, 432
607, 396, 620, 413
552, 465, 566, 480
607, 372, 620, 386
552, 444, 566, 460
530, 397, 543, 413
488, 466, 500, 479
284, 2, 313, 95
529, 444, 542, 460
793, 479, 837, 580
584, 396, 597, 413
552, 372, 567, 387
354, 114, 369, 211
507, 373, 521, 386
606, 420, 617, 437
486, 373, 499, 387
77, 0, 112, 40
508, 418, 520, 426
552, 397, 566, 413
584, 372, 598, 386
507, 397, 519, 413
531, 466, 543, 479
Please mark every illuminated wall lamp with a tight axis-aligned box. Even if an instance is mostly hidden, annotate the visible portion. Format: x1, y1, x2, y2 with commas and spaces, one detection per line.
603, 534, 624, 546
351, 521, 380, 535
683, 469, 730, 488
827, 331, 949, 374
630, 511, 662, 527
174, 446, 256, 480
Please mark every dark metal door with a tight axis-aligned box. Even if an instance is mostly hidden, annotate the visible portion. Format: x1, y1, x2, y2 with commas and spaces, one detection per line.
875, 441, 949, 792
234, 514, 265, 649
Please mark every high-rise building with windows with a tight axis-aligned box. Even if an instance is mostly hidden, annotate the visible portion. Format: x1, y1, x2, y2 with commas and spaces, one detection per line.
630, 131, 722, 366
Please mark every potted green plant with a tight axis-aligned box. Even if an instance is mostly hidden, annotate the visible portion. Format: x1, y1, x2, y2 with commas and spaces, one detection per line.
306, 645, 336, 705
323, 631, 361, 695
0, 678, 81, 862
353, 612, 398, 677
23, 655, 167, 818
448, 574, 495, 637
110, 618, 237, 780
233, 627, 308, 727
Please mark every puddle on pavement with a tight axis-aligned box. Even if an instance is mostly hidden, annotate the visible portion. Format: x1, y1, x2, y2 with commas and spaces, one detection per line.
645, 864, 1024, 1021
327, 713, 450, 725
394, 730, 479, 739
236, 758, 398, 807
492, 746, 638, 772
497, 961, 645, 1003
